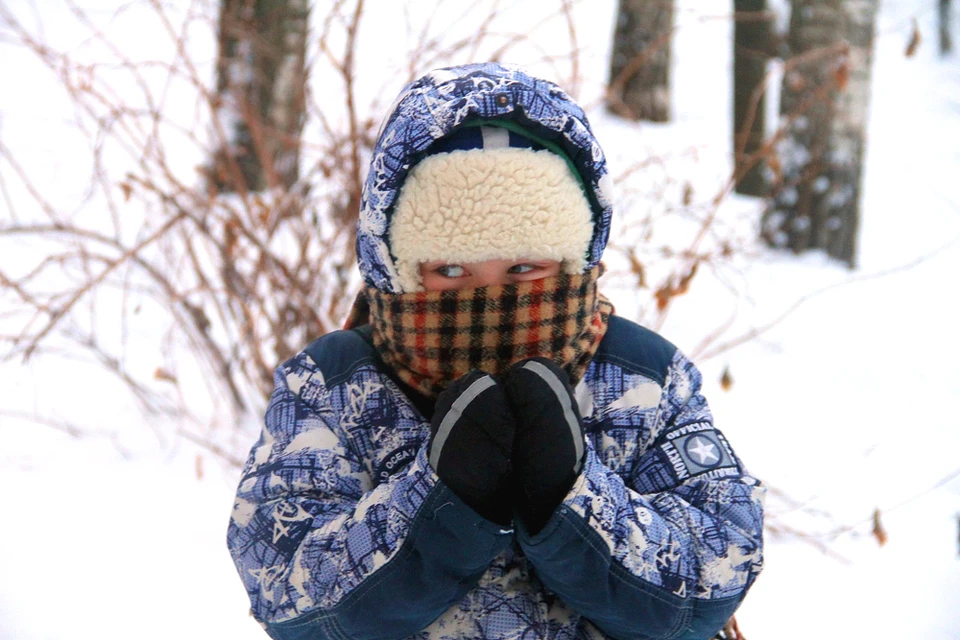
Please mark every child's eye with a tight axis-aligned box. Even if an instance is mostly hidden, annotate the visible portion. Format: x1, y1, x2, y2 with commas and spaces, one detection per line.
507, 263, 537, 274
436, 264, 466, 278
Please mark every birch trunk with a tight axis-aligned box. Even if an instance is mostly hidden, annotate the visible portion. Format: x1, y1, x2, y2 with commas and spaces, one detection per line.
762, 0, 878, 267
941, 0, 954, 55
733, 0, 771, 196
608, 0, 674, 122
212, 0, 309, 194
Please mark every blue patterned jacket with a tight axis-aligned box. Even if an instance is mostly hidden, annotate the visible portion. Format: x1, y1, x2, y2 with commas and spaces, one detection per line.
227, 64, 764, 640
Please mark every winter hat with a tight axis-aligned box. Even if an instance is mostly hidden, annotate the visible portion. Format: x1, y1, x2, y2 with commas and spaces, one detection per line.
388, 121, 595, 292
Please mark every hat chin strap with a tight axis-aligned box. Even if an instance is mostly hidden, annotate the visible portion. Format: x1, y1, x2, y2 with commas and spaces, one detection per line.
388, 147, 594, 292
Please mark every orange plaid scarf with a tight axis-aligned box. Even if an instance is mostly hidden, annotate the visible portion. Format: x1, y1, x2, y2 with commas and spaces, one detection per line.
347, 265, 613, 398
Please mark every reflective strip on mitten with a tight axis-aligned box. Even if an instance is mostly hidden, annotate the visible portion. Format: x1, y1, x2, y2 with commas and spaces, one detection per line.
428, 371, 515, 526
503, 357, 585, 534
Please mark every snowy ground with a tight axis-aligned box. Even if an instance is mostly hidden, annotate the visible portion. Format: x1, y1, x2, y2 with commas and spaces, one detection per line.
1, 1, 958, 639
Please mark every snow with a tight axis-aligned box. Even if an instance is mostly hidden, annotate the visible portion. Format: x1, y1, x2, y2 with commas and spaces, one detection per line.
1, 1, 959, 638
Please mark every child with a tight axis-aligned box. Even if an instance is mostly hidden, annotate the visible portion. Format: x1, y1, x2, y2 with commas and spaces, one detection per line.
227, 62, 764, 640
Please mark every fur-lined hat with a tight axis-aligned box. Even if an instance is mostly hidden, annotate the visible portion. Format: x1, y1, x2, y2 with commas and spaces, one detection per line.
356, 63, 615, 294
389, 122, 594, 292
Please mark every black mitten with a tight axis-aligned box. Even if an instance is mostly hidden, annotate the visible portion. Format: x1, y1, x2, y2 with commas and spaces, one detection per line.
429, 370, 515, 526
503, 357, 586, 534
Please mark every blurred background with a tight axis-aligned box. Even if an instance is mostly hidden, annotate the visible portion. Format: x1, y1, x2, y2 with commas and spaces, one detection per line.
1, 1, 958, 638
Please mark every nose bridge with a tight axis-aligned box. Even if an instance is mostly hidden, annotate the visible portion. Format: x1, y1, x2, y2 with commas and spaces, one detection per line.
473, 262, 508, 287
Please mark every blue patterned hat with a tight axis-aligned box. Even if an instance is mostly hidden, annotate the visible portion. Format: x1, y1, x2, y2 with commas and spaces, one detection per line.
357, 63, 614, 293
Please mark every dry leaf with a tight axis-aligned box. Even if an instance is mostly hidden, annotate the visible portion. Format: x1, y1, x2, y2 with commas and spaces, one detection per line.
871, 508, 888, 546
627, 250, 647, 288
224, 217, 240, 258
834, 59, 850, 91
153, 367, 177, 384
905, 18, 922, 57
720, 366, 734, 391
253, 194, 271, 225
654, 263, 699, 312
195, 453, 204, 481
654, 284, 672, 311
682, 182, 694, 206
119, 182, 133, 202
768, 154, 783, 186
675, 261, 699, 296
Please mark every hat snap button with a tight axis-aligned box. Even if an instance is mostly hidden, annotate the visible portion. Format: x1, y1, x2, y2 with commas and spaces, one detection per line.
496, 93, 510, 107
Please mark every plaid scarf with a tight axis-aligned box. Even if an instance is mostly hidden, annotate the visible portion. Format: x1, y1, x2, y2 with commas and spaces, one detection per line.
345, 265, 613, 398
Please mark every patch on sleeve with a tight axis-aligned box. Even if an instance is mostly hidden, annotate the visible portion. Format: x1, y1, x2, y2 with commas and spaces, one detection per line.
373, 444, 418, 485
660, 422, 739, 482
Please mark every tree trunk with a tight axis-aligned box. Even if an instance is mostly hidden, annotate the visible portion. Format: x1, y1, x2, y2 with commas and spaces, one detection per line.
212, 0, 309, 194
762, 0, 878, 267
733, 0, 772, 196
941, 0, 954, 55
608, 0, 674, 122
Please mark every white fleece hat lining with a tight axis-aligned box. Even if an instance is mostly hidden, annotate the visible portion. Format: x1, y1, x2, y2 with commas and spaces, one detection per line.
389, 146, 594, 292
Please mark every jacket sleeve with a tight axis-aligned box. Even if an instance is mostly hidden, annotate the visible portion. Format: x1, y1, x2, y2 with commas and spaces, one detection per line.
226, 343, 512, 640
516, 349, 765, 640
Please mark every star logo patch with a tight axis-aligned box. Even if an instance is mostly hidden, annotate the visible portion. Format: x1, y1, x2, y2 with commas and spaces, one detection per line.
661, 425, 738, 481
684, 436, 721, 467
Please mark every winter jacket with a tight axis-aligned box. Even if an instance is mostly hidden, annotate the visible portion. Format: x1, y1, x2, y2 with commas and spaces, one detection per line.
227, 63, 764, 640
